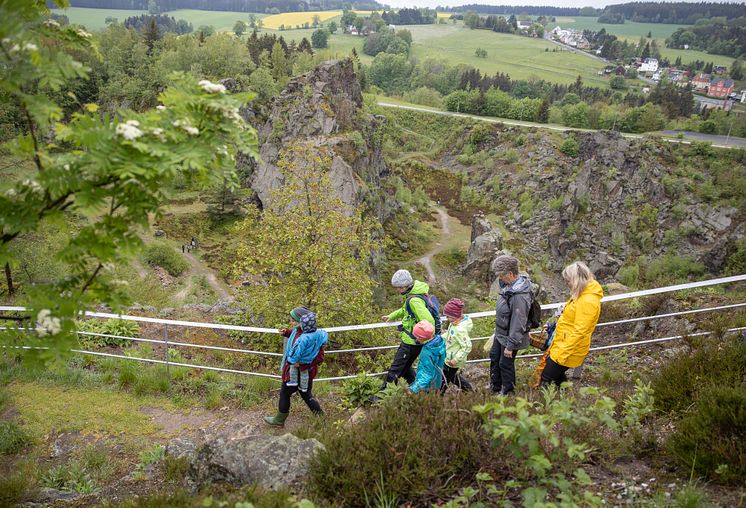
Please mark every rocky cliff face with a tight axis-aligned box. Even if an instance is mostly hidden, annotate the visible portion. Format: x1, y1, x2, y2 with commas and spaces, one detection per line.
451, 125, 744, 296
239, 60, 391, 222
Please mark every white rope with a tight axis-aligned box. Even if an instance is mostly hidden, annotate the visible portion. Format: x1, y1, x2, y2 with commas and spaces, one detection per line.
1, 274, 744, 334
464, 327, 746, 364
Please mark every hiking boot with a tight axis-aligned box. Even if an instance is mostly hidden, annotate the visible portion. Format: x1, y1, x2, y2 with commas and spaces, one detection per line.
263, 412, 288, 426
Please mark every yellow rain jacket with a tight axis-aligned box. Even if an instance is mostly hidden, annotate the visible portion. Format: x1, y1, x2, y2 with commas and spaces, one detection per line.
549, 279, 604, 368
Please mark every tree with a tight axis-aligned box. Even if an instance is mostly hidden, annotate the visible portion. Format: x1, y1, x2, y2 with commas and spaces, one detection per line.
311, 29, 329, 49
198, 25, 215, 37
234, 20, 247, 36
298, 37, 313, 54
0, 1, 258, 361
537, 97, 550, 123
232, 145, 375, 328
641, 42, 650, 60
463, 11, 480, 29
731, 59, 743, 80
328, 21, 338, 34
270, 41, 288, 85
142, 16, 160, 55
248, 13, 257, 28
312, 14, 322, 27
148, 0, 158, 15
475, 48, 487, 58
609, 76, 627, 90
368, 53, 413, 94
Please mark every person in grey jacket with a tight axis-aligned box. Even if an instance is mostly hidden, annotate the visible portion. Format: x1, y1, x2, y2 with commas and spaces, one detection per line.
490, 255, 533, 395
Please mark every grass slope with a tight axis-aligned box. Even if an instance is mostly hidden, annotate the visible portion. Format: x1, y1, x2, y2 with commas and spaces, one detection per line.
411, 28, 607, 86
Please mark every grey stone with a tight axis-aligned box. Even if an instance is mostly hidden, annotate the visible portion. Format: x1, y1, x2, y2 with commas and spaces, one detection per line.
167, 437, 198, 461
154, 229, 166, 237
189, 433, 325, 491
38, 488, 80, 502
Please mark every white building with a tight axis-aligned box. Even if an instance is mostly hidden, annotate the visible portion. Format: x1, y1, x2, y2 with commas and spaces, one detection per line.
639, 58, 659, 73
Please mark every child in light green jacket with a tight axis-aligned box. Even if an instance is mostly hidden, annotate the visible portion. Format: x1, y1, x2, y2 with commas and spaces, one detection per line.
441, 298, 474, 393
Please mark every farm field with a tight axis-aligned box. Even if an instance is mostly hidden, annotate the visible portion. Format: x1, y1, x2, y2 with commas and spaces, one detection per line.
51, 6, 267, 31
261, 9, 341, 30
410, 28, 608, 86
550, 16, 735, 67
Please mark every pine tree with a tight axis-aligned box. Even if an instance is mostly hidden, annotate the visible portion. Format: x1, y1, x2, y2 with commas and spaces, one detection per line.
641, 42, 650, 60
142, 16, 160, 55
298, 37, 313, 54
537, 97, 550, 123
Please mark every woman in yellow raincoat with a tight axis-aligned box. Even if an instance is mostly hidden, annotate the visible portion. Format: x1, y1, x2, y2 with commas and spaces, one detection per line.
540, 261, 604, 387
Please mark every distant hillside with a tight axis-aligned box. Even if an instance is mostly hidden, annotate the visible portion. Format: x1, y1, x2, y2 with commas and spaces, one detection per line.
441, 4, 599, 15
48, 0, 384, 13
601, 1, 746, 24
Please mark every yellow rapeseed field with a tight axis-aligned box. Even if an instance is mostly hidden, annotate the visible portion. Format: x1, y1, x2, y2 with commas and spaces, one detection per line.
263, 10, 341, 29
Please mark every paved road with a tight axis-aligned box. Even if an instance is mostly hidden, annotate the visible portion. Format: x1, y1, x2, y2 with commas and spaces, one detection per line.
662, 130, 746, 147
377, 102, 746, 149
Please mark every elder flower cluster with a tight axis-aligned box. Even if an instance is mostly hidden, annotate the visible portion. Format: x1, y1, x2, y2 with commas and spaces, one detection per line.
198, 79, 227, 94
116, 119, 143, 141
36, 309, 62, 337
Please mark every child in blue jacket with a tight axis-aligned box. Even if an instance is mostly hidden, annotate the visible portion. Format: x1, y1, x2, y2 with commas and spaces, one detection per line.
409, 320, 446, 394
286, 311, 328, 392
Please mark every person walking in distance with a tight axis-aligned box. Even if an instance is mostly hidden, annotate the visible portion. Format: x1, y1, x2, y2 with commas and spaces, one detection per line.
373, 269, 437, 399
490, 255, 534, 396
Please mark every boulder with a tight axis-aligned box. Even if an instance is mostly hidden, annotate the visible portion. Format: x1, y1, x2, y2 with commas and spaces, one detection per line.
588, 251, 623, 281
462, 215, 503, 280
189, 433, 325, 491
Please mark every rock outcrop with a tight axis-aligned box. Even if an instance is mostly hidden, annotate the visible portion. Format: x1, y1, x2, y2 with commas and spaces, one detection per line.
240, 60, 391, 223
187, 433, 325, 491
462, 214, 503, 281
454, 126, 745, 294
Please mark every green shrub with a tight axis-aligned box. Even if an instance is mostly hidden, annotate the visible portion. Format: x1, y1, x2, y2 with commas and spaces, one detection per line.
646, 254, 705, 283
675, 484, 711, 508
726, 239, 746, 275
559, 136, 580, 157
0, 464, 34, 506
0, 420, 33, 454
308, 392, 495, 506
143, 242, 188, 276
340, 373, 380, 409
77, 318, 140, 346
653, 336, 746, 484
667, 384, 746, 484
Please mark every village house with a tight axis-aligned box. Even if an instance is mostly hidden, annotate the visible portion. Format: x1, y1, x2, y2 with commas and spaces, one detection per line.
708, 78, 734, 98
667, 68, 687, 82
692, 73, 711, 91
713, 65, 728, 75
638, 58, 659, 73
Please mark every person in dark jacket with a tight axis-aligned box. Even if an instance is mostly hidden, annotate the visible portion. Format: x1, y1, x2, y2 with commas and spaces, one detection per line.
490, 255, 533, 395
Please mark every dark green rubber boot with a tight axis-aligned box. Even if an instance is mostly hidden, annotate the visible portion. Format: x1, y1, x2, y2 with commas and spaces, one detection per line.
263, 412, 289, 426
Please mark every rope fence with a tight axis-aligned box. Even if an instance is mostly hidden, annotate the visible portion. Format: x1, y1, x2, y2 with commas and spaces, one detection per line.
1, 274, 745, 382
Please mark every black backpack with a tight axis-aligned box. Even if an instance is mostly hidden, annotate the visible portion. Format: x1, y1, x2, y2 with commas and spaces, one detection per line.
404, 293, 442, 337
527, 285, 543, 329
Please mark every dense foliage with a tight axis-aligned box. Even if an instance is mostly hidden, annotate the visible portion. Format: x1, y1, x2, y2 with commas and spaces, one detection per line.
441, 4, 599, 16
0, 0, 258, 363
601, 1, 746, 24
667, 18, 746, 58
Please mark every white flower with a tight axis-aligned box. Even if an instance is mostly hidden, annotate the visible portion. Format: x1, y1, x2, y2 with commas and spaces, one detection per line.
156, 105, 167, 111
151, 128, 166, 141
22, 179, 43, 194
23, 42, 38, 51
36, 309, 61, 337
224, 107, 243, 123
44, 19, 61, 28
76, 28, 92, 38
184, 126, 199, 136
5, 188, 17, 197
116, 122, 143, 140
63, 164, 70, 170
1, 38, 10, 44
9, 44, 19, 53
125, 119, 140, 127
198, 79, 227, 94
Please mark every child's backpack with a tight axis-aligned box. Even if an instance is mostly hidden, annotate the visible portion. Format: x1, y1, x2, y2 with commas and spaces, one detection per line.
405, 293, 442, 337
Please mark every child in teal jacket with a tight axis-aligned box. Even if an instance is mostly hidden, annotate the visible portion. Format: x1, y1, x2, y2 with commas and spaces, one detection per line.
409, 321, 446, 394
441, 298, 474, 392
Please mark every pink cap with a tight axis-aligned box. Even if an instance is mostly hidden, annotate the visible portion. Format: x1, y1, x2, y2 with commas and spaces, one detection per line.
412, 321, 435, 341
